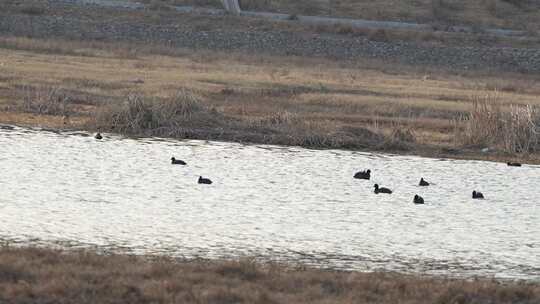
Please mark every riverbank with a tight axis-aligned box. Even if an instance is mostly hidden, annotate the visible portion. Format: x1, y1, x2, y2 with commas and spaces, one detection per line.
1, 0, 540, 164
0, 246, 538, 303
1, 35, 539, 164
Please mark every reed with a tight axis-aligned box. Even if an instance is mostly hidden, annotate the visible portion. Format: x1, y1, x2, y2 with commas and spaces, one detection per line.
455, 93, 540, 153
94, 90, 211, 136
20, 86, 70, 116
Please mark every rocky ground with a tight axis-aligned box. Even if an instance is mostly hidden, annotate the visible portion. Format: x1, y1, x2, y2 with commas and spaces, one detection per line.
1, 0, 540, 74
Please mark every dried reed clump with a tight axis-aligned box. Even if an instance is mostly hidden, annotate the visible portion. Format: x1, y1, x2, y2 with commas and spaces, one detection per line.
94, 89, 209, 135
21, 86, 70, 116
455, 93, 540, 153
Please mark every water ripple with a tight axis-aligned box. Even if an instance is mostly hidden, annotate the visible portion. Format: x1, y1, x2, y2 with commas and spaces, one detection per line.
0, 126, 539, 280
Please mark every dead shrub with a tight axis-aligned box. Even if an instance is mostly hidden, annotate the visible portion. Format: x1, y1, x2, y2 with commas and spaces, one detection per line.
94, 89, 209, 135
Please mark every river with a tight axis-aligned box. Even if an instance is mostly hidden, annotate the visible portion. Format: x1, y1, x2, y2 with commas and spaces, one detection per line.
1, 126, 538, 280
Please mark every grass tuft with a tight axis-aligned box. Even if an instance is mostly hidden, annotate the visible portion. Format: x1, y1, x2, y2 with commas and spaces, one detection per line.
94, 90, 210, 135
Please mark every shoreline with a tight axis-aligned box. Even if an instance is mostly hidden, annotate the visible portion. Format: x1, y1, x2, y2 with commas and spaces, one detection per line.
0, 3, 538, 165
0, 246, 538, 303
2, 118, 539, 165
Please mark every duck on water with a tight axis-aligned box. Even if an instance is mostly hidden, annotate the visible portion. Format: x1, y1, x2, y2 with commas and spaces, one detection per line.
354, 169, 371, 180
472, 191, 484, 199
419, 178, 430, 186
374, 184, 392, 194
171, 157, 187, 165
198, 176, 212, 184
414, 195, 424, 204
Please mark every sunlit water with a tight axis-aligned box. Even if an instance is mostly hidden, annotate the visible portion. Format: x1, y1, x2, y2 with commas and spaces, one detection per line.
1, 126, 539, 280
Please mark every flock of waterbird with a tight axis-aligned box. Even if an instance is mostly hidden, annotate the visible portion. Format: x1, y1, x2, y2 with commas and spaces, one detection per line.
170, 156, 213, 184
94, 132, 523, 200
353, 161, 522, 204
354, 168, 472, 204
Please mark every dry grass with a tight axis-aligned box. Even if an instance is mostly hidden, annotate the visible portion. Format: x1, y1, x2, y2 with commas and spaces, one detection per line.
93, 92, 386, 149
1, 36, 539, 161
94, 90, 206, 135
0, 246, 538, 304
455, 93, 540, 153
20, 86, 71, 116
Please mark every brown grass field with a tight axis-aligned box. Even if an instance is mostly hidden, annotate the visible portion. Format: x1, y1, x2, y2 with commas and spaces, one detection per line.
0, 35, 539, 163
0, 246, 539, 304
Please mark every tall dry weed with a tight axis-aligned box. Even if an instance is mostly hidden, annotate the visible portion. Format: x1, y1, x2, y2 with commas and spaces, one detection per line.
455, 93, 539, 153
94, 89, 206, 134
21, 86, 70, 116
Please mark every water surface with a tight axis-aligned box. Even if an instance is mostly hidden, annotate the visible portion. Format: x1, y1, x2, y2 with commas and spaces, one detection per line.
1, 126, 539, 280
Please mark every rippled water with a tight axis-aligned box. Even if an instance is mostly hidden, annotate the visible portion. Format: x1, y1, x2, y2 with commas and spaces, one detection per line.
1, 126, 539, 280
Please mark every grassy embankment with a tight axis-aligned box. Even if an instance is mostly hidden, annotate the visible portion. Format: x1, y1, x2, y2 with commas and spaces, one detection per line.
129, 0, 540, 48
0, 246, 539, 303
142, 0, 540, 32
13, 0, 540, 49
0, 35, 539, 162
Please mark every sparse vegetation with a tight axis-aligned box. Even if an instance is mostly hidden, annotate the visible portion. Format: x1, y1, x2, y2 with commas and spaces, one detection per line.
92, 92, 391, 149
0, 246, 539, 304
1, 36, 539, 162
20, 86, 70, 116
455, 94, 540, 153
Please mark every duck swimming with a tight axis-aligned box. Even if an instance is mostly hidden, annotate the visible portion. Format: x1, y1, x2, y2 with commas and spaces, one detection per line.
94, 133, 103, 140
354, 169, 371, 180
171, 157, 187, 165
419, 178, 430, 186
507, 162, 522, 167
374, 184, 392, 194
414, 195, 424, 204
472, 191, 484, 199
198, 176, 212, 184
